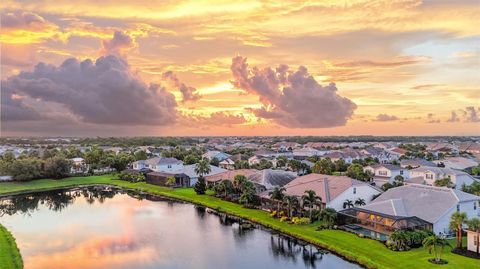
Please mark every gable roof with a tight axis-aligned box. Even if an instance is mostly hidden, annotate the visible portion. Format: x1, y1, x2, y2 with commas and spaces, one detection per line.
366, 184, 479, 223
133, 157, 182, 166
173, 164, 226, 178
282, 174, 379, 203
367, 164, 402, 171
248, 169, 297, 189
400, 158, 437, 168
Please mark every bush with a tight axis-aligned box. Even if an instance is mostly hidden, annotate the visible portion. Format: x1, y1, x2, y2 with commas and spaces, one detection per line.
117, 171, 145, 183
291, 217, 310, 225
194, 176, 207, 194
280, 216, 289, 222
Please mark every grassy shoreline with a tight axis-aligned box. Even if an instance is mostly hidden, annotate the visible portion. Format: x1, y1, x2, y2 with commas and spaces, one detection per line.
0, 175, 478, 269
0, 223, 23, 269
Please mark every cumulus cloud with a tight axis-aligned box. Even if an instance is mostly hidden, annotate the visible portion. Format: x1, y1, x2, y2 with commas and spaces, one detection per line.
1, 87, 42, 121
101, 31, 135, 57
183, 111, 246, 127
465, 106, 480, 122
375, 114, 398, 122
426, 113, 440, 124
1, 10, 47, 29
1, 55, 177, 125
446, 111, 460, 122
230, 56, 356, 128
162, 71, 201, 102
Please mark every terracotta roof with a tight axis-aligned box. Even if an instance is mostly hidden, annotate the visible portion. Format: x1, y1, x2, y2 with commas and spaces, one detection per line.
204, 169, 258, 182
282, 174, 375, 203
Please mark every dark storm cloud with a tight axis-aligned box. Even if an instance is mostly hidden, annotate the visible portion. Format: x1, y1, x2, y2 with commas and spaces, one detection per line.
230, 56, 356, 128
1, 55, 177, 125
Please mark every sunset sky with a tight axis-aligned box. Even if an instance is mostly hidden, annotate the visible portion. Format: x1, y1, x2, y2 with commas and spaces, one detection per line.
1, 0, 479, 136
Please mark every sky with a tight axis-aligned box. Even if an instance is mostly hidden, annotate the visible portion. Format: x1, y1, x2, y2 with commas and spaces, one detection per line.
1, 0, 479, 137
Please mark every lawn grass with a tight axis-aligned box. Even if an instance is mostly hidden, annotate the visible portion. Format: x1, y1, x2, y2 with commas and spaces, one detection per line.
0, 223, 23, 269
0, 175, 478, 269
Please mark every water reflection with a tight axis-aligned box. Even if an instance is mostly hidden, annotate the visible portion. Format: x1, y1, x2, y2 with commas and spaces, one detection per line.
0, 188, 361, 269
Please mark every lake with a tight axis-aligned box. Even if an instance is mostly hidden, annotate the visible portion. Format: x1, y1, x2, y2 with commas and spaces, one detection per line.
0, 187, 361, 269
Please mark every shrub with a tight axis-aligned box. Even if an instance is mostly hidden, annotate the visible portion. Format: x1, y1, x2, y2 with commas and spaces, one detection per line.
291, 217, 310, 225
280, 216, 289, 222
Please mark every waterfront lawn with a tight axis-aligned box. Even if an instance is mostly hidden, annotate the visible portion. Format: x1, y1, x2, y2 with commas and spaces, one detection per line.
0, 175, 478, 269
0, 223, 23, 269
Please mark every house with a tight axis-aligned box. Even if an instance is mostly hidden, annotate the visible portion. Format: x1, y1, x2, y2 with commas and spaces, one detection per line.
202, 151, 231, 162
364, 164, 409, 187
435, 157, 478, 171
292, 147, 324, 160
248, 155, 277, 167
172, 164, 227, 185
279, 174, 381, 211
341, 185, 479, 236
132, 157, 183, 172
387, 147, 408, 159
408, 167, 477, 189
146, 171, 190, 187
467, 230, 479, 254
219, 158, 235, 170
205, 169, 259, 184
400, 158, 437, 169
248, 169, 297, 190
70, 157, 88, 174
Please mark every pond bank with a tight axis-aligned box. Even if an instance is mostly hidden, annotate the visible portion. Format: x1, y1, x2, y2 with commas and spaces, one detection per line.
0, 223, 23, 269
0, 175, 478, 269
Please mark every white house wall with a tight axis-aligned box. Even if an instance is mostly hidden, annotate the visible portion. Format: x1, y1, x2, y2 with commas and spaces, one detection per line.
327, 185, 381, 211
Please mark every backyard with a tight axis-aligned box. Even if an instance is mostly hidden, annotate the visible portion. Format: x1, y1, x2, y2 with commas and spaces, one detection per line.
0, 175, 478, 269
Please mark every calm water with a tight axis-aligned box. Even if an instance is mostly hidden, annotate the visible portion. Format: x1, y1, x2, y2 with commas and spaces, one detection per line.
0, 187, 361, 269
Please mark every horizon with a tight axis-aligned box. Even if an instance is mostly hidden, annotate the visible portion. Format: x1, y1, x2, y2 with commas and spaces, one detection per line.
1, 1, 479, 136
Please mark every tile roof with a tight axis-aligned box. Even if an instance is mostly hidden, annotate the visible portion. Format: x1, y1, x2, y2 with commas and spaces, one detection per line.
366, 184, 479, 223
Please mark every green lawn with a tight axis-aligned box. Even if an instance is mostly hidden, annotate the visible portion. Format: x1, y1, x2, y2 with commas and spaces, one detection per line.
0, 175, 478, 269
0, 223, 23, 269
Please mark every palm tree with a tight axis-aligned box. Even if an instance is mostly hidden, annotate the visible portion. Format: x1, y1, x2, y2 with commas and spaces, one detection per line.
354, 198, 366, 206
467, 217, 480, 254
269, 187, 286, 212
422, 235, 451, 263
449, 211, 468, 249
283, 195, 300, 218
195, 159, 211, 177
233, 174, 247, 193
319, 208, 337, 228
221, 180, 234, 198
343, 199, 354, 209
302, 190, 322, 220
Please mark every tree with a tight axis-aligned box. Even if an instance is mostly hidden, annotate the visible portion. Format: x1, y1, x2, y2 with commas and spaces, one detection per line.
84, 146, 105, 168
394, 175, 404, 185
471, 166, 480, 176
346, 164, 369, 181
234, 160, 250, 169
44, 156, 72, 179
434, 177, 454, 188
283, 195, 299, 218
269, 187, 286, 212
195, 159, 211, 177
467, 217, 480, 254
422, 235, 450, 263
276, 156, 288, 168
183, 154, 199, 165
319, 208, 337, 228
302, 190, 322, 220
449, 211, 468, 249
287, 159, 302, 172
312, 158, 334, 175
134, 150, 148, 161
10, 158, 43, 181
239, 181, 257, 207
343, 199, 354, 209
209, 157, 220, 166
165, 176, 176, 188
110, 153, 134, 172
194, 177, 207, 194
233, 174, 248, 193
354, 198, 366, 206
334, 159, 347, 172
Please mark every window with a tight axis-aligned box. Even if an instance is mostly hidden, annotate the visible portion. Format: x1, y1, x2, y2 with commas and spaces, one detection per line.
475, 236, 479, 246
379, 171, 388, 176
353, 187, 356, 194
426, 174, 434, 180
400, 170, 404, 175
475, 202, 477, 211
457, 204, 460, 212
168, 165, 172, 169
